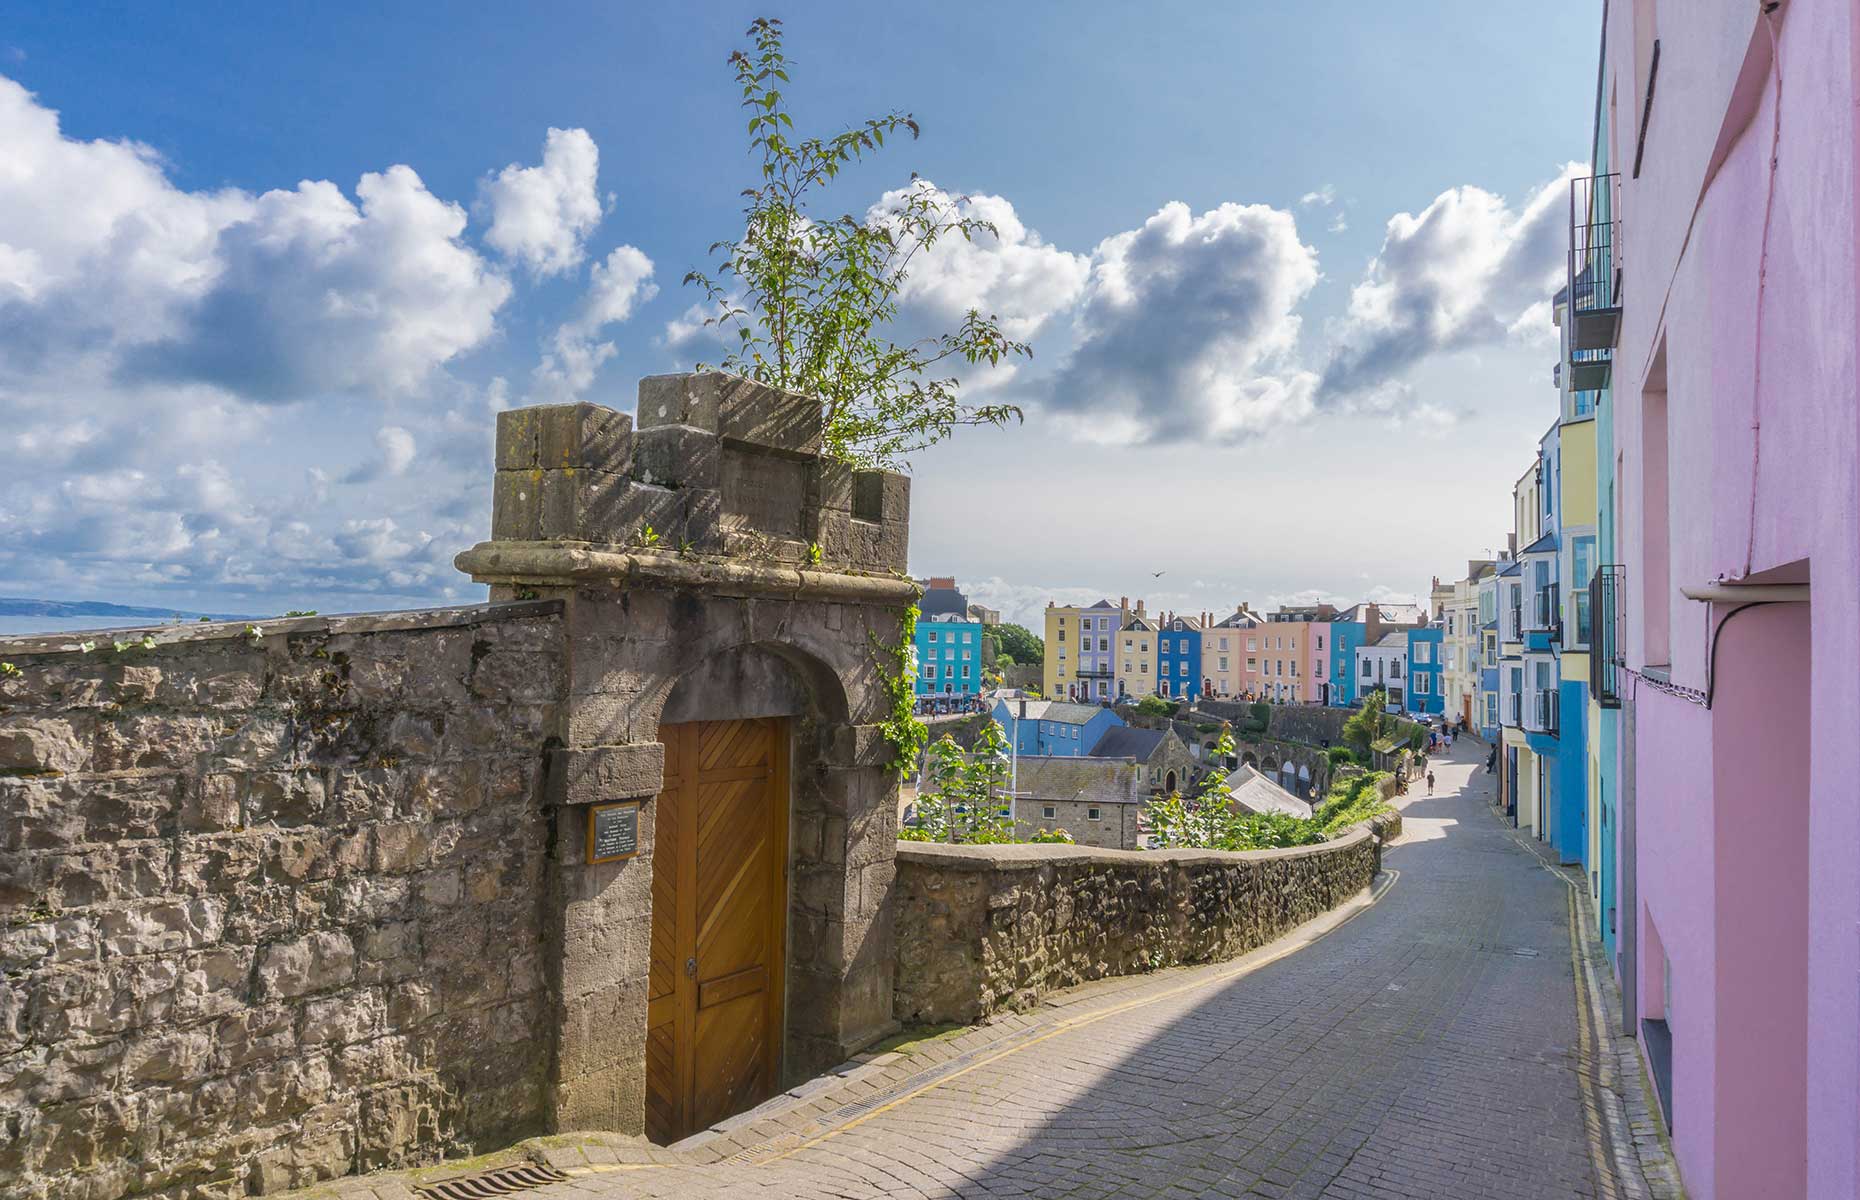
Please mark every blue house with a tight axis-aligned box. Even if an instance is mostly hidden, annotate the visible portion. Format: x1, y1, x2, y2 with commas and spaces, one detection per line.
1329, 619, 1364, 707
914, 613, 984, 697
1156, 615, 1203, 702
991, 698, 1123, 758
1405, 626, 1445, 717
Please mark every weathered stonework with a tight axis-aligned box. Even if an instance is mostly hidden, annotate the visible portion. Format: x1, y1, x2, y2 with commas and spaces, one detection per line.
0, 604, 565, 1198
893, 816, 1399, 1025
456, 372, 913, 1137
2, 372, 916, 1198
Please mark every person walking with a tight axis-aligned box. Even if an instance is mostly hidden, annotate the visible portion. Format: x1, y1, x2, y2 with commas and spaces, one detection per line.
1426, 770, 1436, 794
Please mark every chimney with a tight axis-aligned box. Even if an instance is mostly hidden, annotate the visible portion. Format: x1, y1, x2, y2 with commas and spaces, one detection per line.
1119, 595, 1128, 610
929, 576, 955, 589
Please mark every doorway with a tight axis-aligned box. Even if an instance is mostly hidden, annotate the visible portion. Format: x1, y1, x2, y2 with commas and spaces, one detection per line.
645, 718, 790, 1144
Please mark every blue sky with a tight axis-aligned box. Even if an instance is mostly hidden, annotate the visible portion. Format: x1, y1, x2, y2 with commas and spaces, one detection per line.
0, 3, 1599, 628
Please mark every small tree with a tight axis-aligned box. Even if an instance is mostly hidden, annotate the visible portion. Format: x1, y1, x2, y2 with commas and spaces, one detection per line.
1135, 694, 1177, 719
992, 623, 1043, 666
900, 721, 1016, 844
685, 18, 1030, 467
1342, 689, 1392, 751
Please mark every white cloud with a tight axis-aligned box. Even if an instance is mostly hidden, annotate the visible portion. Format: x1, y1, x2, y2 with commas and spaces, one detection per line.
481, 127, 603, 277
1318, 164, 1583, 402
1042, 201, 1320, 443
341, 426, 417, 485
1328, 213, 1349, 235
869, 181, 1090, 346
1300, 184, 1337, 207
0, 74, 507, 609
531, 244, 657, 401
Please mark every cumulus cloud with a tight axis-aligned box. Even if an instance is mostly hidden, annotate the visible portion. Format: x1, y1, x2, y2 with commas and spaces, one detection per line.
481, 127, 603, 277
1300, 185, 1337, 208
531, 244, 657, 401
1042, 201, 1320, 443
0, 74, 513, 608
1318, 164, 1583, 403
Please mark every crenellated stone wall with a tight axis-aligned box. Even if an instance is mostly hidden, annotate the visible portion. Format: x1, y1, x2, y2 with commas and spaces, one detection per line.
892, 817, 1398, 1025
0, 603, 566, 1198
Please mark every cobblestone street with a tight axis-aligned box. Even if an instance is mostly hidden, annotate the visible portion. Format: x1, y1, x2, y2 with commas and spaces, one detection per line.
479, 739, 1669, 1200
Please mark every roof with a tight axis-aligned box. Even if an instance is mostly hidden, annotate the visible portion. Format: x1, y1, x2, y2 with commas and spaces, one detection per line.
996, 699, 1105, 726
1086, 598, 1119, 609
1122, 616, 1156, 632
1165, 615, 1204, 631
918, 583, 969, 619
1520, 530, 1559, 555
1498, 560, 1523, 577
1222, 765, 1314, 819
1372, 603, 1427, 623
1086, 726, 1167, 762
1015, 756, 1143, 806
1214, 609, 1264, 628
1370, 631, 1408, 649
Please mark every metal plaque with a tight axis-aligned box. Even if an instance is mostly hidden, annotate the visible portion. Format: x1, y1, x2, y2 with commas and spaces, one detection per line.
587, 801, 640, 864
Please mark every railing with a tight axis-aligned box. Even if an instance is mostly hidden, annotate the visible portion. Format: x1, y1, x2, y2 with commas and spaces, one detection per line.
1532, 584, 1562, 641
1507, 601, 1523, 642
1530, 689, 1561, 737
1569, 172, 1622, 350
1506, 693, 1522, 728
1589, 566, 1626, 707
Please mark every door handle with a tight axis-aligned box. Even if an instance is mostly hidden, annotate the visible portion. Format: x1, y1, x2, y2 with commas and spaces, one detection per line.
685, 957, 697, 979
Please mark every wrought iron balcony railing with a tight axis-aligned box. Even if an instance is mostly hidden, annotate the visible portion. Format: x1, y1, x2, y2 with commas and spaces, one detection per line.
1569, 173, 1622, 350
1589, 566, 1626, 708
1506, 693, 1523, 728
1530, 584, 1562, 642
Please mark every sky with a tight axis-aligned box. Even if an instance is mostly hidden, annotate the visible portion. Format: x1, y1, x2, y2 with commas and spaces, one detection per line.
0, 2, 1600, 630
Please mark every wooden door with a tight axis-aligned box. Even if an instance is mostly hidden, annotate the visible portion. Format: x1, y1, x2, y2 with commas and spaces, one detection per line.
645, 718, 789, 1144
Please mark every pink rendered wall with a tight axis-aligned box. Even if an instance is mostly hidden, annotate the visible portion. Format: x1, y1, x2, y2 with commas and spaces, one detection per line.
1710, 603, 1810, 1198
1608, 0, 1860, 1195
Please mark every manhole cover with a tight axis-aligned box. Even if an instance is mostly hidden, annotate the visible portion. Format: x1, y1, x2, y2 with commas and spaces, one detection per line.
416, 1163, 570, 1198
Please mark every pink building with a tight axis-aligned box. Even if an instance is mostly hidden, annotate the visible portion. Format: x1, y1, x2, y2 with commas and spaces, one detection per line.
1596, 2, 1860, 1195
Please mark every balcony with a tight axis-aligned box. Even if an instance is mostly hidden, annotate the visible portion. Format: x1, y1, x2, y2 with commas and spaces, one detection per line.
1506, 693, 1522, 728
1530, 584, 1562, 643
1589, 566, 1626, 708
1569, 173, 1622, 351
1506, 602, 1523, 643
1568, 346, 1612, 393
1529, 689, 1561, 737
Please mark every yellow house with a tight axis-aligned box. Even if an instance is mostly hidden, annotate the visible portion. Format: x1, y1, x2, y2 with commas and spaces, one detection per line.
1043, 597, 1132, 702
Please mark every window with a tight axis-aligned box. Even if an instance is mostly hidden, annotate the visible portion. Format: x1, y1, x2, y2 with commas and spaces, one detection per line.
1219, 657, 1228, 671
1071, 726, 1079, 739
1248, 638, 1257, 652
1316, 635, 1323, 650
1247, 657, 1257, 670
961, 665, 970, 677
922, 666, 935, 680
928, 631, 939, 643
1140, 662, 1149, 674
1220, 637, 1229, 650
1087, 807, 1102, 821
1159, 638, 1171, 653
1042, 805, 1056, 819
1098, 637, 1109, 652
1124, 638, 1133, 650
1362, 660, 1372, 679
943, 665, 954, 678
1291, 661, 1299, 677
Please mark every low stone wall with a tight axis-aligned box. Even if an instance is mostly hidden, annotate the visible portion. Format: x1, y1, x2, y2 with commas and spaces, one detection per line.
0, 603, 565, 1197
894, 820, 1394, 1025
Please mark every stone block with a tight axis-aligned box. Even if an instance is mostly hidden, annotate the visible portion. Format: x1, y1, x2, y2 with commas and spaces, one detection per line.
814, 508, 854, 564
636, 372, 723, 433
546, 742, 665, 805
821, 724, 892, 769
683, 487, 723, 552
850, 515, 910, 572
495, 408, 541, 470
719, 380, 824, 455
536, 402, 633, 474
0, 716, 92, 775
492, 469, 542, 541
809, 458, 853, 512
720, 446, 808, 538
257, 931, 356, 1000
633, 423, 721, 489
603, 481, 684, 548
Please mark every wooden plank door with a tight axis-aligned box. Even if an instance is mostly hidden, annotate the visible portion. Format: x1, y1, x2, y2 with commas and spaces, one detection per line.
645, 718, 789, 1144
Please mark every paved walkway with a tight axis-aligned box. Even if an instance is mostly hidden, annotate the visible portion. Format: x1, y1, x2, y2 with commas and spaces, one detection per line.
398, 740, 1672, 1200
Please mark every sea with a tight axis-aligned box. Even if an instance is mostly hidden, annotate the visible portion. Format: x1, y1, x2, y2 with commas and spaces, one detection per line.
0, 615, 210, 638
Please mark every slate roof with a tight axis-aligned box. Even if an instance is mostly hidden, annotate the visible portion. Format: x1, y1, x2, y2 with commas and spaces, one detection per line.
919, 583, 969, 619
1086, 726, 1167, 762
999, 700, 1104, 726
1520, 530, 1560, 555
1015, 756, 1143, 806
1223, 765, 1314, 819
1122, 616, 1157, 632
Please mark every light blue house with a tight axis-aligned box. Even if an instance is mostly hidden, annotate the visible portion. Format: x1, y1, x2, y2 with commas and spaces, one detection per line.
1329, 618, 1365, 708
991, 698, 1123, 758
1405, 625, 1445, 717
914, 612, 984, 697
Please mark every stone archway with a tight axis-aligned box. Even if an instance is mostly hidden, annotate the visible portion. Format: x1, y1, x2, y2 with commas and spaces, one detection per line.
458, 372, 915, 1140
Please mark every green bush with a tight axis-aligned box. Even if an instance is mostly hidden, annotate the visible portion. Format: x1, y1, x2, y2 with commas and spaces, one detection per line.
1135, 694, 1178, 719
1325, 745, 1364, 769
1313, 771, 1393, 837
1028, 827, 1075, 844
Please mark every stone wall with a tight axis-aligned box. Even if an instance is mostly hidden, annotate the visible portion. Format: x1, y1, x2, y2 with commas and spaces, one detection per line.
0, 603, 566, 1198
893, 821, 1393, 1025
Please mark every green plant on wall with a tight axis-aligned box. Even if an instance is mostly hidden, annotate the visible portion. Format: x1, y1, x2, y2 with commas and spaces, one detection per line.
899, 721, 1015, 844
871, 601, 928, 777
682, 17, 1029, 468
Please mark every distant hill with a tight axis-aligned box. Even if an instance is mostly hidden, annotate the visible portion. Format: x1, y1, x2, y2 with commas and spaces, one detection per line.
0, 597, 257, 622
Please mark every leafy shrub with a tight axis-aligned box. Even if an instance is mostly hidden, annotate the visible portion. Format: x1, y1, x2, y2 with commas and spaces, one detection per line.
1028, 827, 1075, 844
1134, 694, 1178, 719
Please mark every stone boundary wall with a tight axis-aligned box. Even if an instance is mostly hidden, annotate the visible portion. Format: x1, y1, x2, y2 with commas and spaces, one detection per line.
0, 602, 566, 1198
893, 815, 1399, 1025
